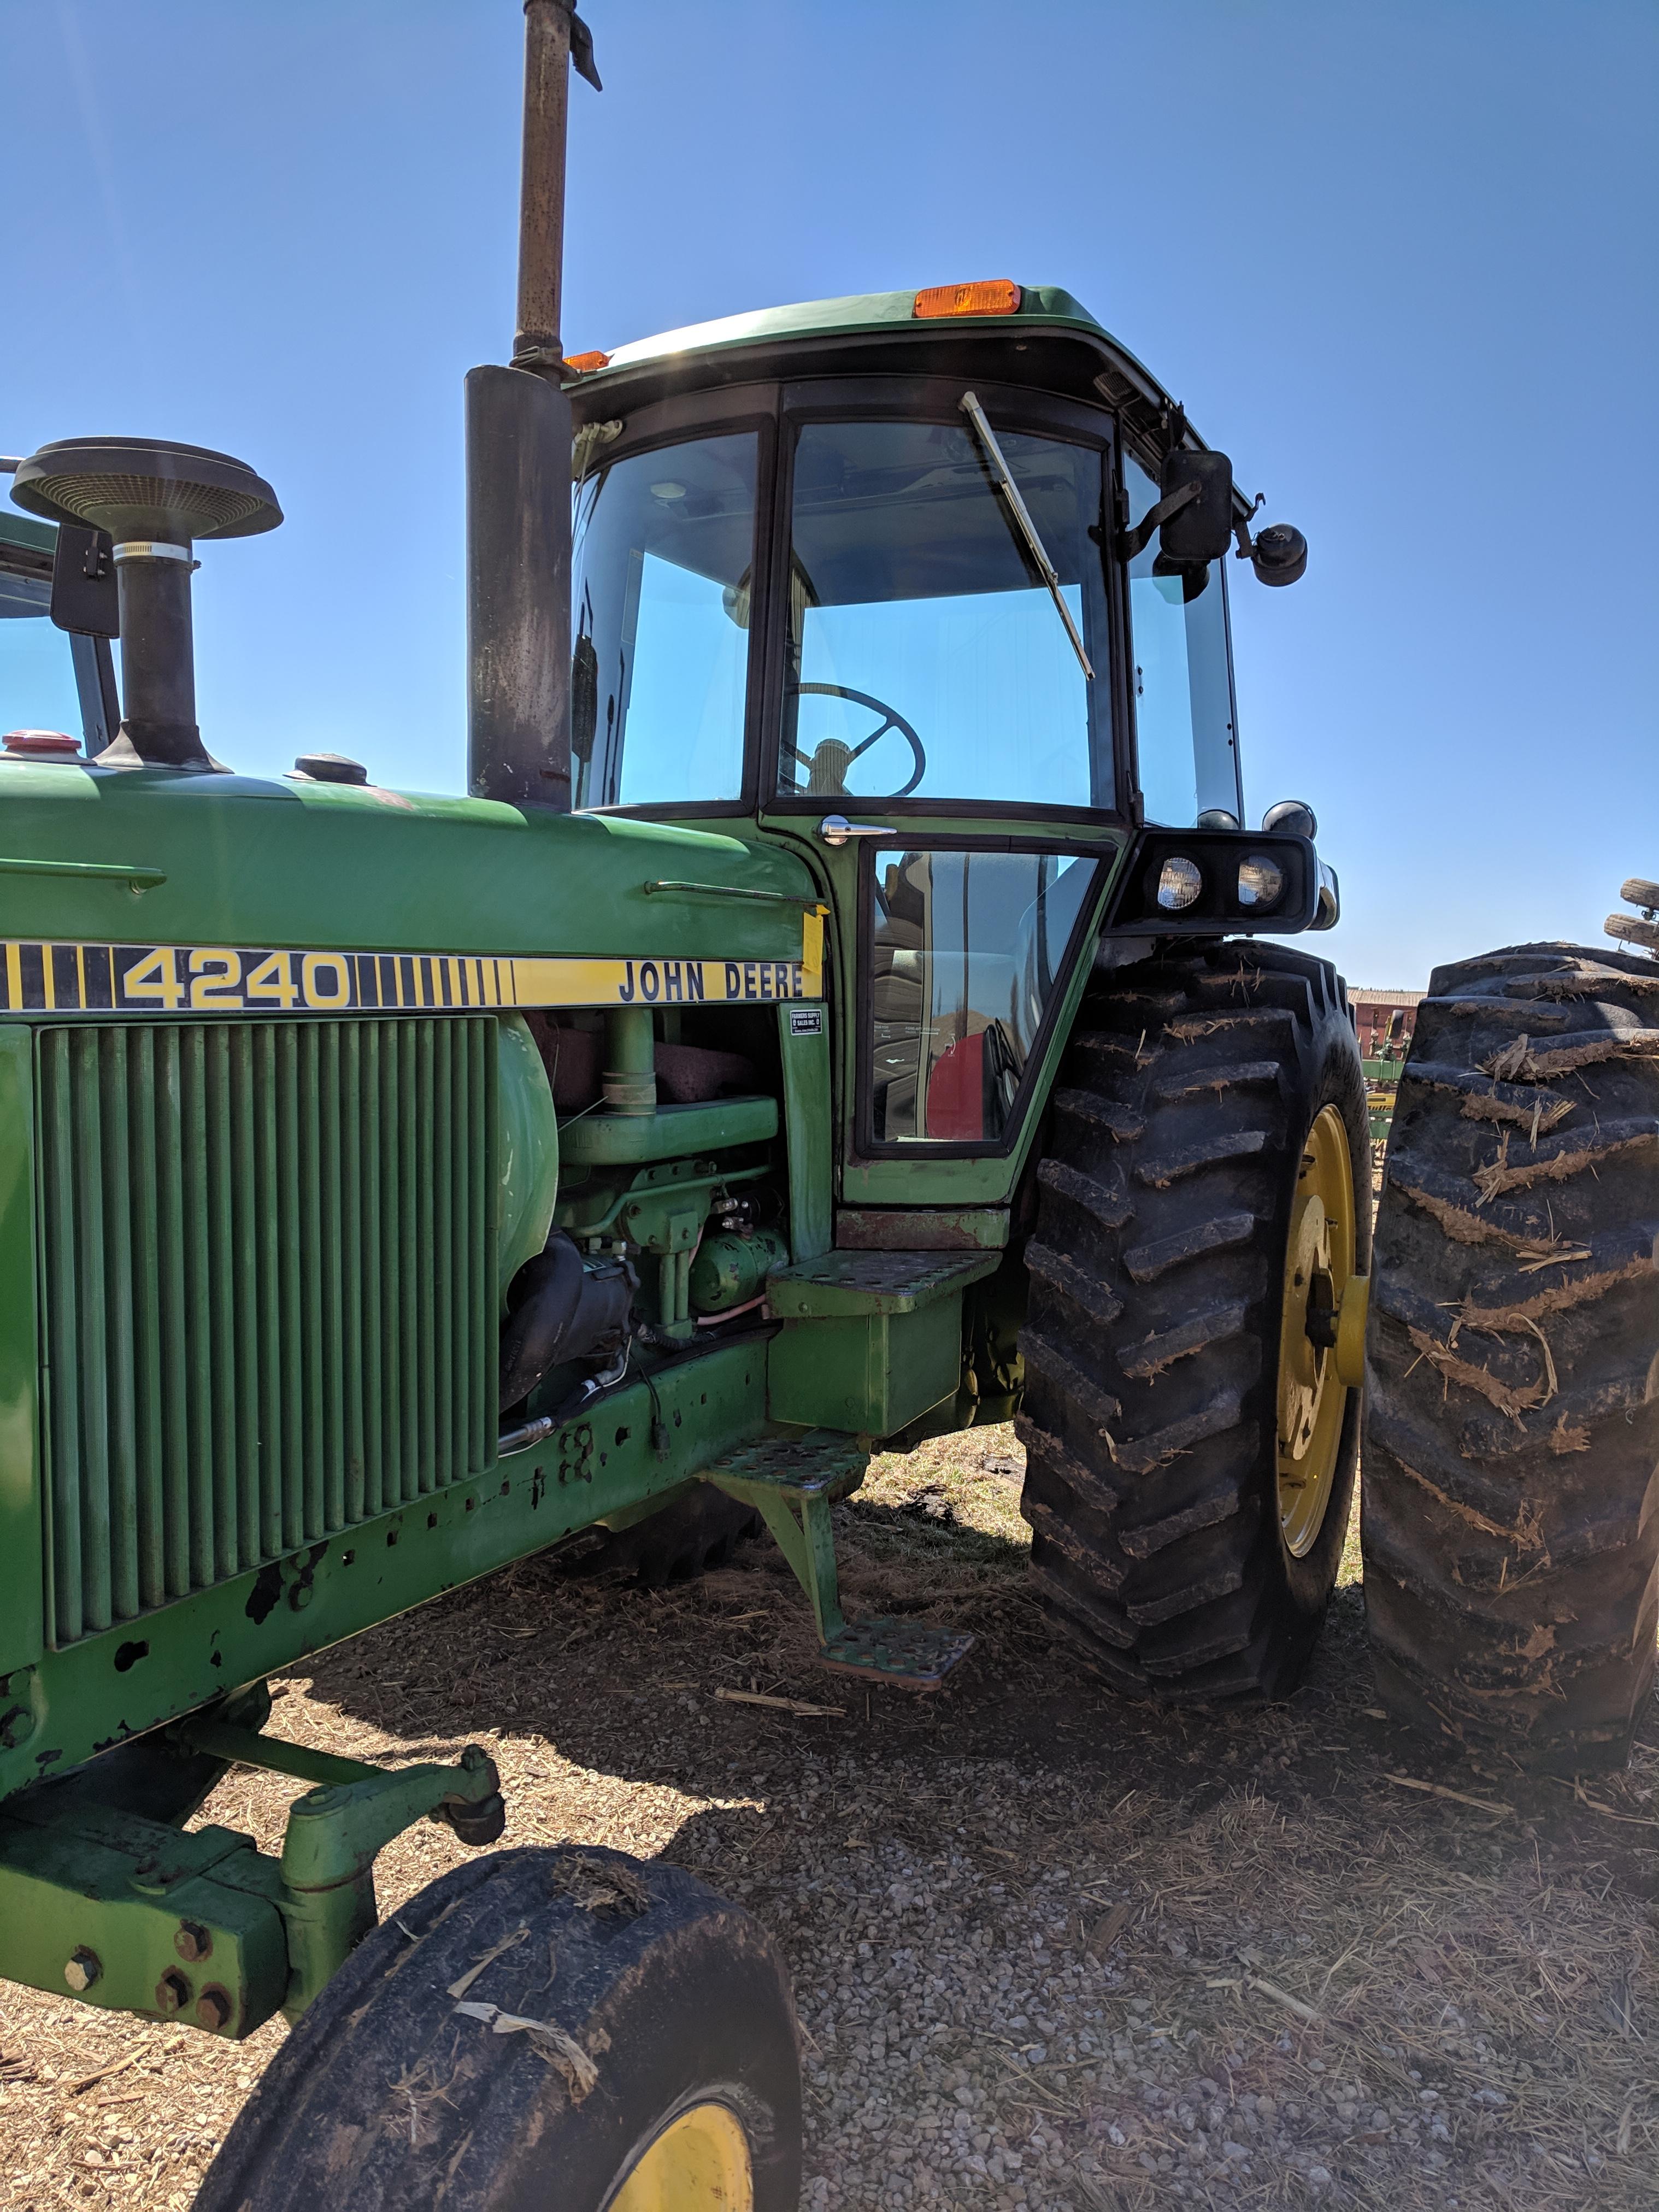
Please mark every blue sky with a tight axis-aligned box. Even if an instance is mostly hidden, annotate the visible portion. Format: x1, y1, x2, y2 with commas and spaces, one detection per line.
7, 1, 1656, 986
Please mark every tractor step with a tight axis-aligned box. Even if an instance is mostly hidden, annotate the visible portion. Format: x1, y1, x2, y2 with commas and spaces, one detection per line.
819, 1617, 975, 1692
764, 1248, 998, 1318
699, 1429, 870, 1501
699, 1431, 973, 1690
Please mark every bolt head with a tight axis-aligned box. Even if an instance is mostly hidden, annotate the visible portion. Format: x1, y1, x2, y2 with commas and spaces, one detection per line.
174, 1921, 212, 1964
196, 1986, 233, 2032
0, 1705, 33, 1749
63, 1949, 101, 1992
155, 1969, 191, 2015
289, 1580, 313, 1611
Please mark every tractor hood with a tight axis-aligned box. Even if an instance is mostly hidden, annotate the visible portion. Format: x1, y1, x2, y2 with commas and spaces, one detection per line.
0, 764, 819, 1003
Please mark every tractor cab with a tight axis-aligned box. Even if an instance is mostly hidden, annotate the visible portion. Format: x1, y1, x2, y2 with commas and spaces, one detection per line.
562, 284, 1323, 1191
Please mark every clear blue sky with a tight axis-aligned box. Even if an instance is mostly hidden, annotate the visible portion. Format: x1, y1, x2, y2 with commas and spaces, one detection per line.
8, 1, 1656, 986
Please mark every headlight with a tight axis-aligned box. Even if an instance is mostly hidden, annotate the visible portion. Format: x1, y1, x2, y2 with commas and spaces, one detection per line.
1237, 854, 1285, 910
1156, 856, 1204, 911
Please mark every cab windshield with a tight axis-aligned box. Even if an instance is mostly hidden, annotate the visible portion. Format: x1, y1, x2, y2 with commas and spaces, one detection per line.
779, 417, 1112, 808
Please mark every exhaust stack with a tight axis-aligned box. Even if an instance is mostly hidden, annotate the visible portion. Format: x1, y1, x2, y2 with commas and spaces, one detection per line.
466, 0, 601, 812
10, 438, 280, 770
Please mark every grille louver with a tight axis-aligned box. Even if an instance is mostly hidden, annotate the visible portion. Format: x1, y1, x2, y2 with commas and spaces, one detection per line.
37, 1018, 497, 1646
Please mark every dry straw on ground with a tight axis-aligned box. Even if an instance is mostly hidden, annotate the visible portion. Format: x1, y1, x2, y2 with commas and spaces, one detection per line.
2, 1427, 1655, 2209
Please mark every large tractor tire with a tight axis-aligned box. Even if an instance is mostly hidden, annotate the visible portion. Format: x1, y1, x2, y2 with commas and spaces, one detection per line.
1364, 943, 1659, 1773
195, 1845, 801, 2212
1017, 942, 1369, 1702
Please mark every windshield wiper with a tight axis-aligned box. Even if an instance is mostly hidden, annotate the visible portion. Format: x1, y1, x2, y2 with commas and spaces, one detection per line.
958, 390, 1094, 680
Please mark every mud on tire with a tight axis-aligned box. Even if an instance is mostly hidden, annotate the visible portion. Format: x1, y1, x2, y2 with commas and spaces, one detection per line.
1017, 941, 1369, 1703
194, 1846, 801, 2212
1364, 943, 1659, 1773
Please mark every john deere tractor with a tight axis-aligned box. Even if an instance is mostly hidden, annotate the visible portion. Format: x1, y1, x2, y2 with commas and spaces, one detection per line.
0, 5, 1401, 2204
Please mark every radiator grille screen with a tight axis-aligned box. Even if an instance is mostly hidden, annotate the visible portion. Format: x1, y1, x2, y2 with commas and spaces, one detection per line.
37, 1017, 498, 1646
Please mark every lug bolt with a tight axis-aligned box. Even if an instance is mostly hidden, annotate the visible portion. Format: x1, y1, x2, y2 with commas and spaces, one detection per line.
63, 1948, 102, 1992
0, 1705, 33, 1749
196, 1987, 233, 2032
175, 1921, 213, 1963
155, 1969, 191, 2014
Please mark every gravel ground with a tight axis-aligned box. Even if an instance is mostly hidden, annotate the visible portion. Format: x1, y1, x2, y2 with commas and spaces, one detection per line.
2, 1426, 1656, 2209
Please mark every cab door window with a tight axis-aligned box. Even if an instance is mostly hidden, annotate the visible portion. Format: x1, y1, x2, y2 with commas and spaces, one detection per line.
867, 846, 1099, 1148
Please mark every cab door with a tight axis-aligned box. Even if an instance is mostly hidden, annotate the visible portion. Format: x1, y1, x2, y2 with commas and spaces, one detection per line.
753, 380, 1131, 1232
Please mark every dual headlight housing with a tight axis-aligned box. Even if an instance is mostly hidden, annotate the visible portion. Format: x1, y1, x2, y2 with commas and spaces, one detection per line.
1105, 827, 1337, 937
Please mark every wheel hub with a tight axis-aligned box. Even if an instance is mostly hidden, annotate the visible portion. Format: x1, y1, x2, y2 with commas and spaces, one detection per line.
609, 2099, 754, 2210
1275, 1104, 1358, 1558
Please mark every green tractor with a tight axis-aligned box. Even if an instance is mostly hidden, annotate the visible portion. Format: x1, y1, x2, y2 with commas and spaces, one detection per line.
0, 3, 1521, 2203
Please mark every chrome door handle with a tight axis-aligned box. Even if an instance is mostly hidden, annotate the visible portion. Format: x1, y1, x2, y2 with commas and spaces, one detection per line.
818, 814, 895, 847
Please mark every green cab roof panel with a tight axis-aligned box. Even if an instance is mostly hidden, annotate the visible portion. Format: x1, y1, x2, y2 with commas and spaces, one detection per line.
591, 282, 1168, 401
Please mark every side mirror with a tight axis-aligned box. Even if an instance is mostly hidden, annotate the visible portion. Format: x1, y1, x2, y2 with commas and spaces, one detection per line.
1117, 449, 1236, 569
1156, 450, 1235, 567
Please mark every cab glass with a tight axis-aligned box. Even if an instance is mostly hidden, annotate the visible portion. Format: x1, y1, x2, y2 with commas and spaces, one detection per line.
780, 419, 1112, 808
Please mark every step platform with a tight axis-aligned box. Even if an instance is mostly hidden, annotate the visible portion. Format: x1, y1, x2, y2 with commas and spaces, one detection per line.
699, 1429, 974, 1693
819, 1617, 976, 1692
764, 1249, 1001, 1436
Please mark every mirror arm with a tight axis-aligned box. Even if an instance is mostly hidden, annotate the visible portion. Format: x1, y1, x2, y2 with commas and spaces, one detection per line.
1114, 479, 1203, 562
1231, 491, 1268, 561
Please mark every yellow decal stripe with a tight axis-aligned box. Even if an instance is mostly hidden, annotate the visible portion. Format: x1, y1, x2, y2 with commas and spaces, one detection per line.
0, 941, 824, 1014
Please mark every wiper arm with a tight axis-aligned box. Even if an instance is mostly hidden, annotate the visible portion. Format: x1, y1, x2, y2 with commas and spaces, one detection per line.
959, 390, 1094, 680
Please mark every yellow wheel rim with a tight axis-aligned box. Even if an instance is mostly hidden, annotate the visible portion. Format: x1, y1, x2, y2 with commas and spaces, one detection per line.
608, 2101, 753, 2211
1275, 1103, 1357, 1558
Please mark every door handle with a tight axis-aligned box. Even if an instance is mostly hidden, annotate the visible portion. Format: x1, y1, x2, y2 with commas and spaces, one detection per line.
818, 814, 895, 847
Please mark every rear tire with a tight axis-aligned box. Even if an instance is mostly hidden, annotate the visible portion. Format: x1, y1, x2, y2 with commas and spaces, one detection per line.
194, 1845, 801, 2212
1017, 942, 1369, 1702
1363, 942, 1659, 1772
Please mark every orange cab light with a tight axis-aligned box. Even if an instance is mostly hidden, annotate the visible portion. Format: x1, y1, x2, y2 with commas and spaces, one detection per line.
564, 350, 611, 373
913, 280, 1022, 320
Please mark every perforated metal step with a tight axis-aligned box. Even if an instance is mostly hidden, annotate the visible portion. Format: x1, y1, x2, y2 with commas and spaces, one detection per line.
764, 1248, 998, 1319
819, 1618, 975, 1692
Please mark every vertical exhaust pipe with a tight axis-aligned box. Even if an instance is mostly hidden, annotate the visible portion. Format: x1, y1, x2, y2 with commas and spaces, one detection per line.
466, 0, 601, 811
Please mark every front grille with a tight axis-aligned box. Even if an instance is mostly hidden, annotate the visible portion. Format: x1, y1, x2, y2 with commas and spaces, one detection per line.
37, 1017, 498, 1646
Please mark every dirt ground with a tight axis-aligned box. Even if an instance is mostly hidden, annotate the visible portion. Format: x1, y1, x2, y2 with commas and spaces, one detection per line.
2, 1427, 1656, 2210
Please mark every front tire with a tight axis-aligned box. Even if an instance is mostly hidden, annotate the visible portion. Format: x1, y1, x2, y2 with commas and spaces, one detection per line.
194, 1846, 801, 2212
1017, 942, 1369, 1702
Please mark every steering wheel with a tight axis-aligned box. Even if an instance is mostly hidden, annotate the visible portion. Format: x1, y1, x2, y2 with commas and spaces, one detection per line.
786, 683, 927, 799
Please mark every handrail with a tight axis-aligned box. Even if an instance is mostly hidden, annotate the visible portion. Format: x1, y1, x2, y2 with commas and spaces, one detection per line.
0, 856, 165, 891
643, 878, 813, 907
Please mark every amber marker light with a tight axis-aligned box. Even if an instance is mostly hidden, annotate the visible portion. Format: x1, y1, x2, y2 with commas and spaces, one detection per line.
563, 350, 611, 373
913, 280, 1023, 320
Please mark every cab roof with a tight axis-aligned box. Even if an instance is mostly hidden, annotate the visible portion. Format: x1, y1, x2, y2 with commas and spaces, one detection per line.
564, 281, 1213, 475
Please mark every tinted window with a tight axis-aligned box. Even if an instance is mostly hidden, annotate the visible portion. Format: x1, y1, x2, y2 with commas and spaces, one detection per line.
1, 558, 86, 742
782, 419, 1111, 807
1124, 454, 1240, 826
868, 847, 1098, 1145
570, 433, 757, 808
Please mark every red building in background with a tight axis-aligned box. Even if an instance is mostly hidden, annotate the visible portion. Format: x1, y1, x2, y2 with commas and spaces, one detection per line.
1349, 987, 1422, 1058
